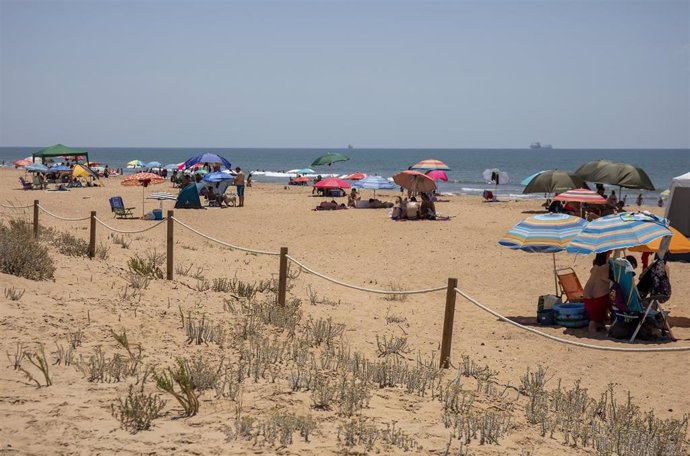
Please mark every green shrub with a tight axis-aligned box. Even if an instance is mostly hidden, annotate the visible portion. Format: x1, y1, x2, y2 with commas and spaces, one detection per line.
0, 218, 55, 280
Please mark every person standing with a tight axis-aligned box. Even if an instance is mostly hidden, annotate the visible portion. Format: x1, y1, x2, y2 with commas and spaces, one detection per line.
234, 167, 246, 207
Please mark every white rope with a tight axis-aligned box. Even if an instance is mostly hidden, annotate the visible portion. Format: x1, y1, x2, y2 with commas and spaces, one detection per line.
1, 202, 33, 209
38, 205, 91, 221
171, 216, 281, 256
94, 216, 166, 234
453, 287, 690, 353
286, 255, 447, 295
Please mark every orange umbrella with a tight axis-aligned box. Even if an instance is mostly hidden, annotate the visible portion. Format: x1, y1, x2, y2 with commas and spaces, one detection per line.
629, 226, 690, 253
122, 173, 166, 218
14, 159, 31, 168
344, 172, 367, 181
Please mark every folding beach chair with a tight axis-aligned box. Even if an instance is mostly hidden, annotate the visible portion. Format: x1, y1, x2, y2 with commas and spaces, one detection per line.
18, 177, 33, 190
609, 257, 674, 343
556, 268, 584, 302
109, 196, 135, 219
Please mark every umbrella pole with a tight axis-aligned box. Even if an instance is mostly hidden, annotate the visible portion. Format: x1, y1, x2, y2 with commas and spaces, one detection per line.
553, 252, 558, 296
142, 187, 145, 218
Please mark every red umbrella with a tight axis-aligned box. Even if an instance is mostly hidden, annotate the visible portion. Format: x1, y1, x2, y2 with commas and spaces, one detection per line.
313, 177, 351, 189
122, 172, 167, 218
393, 170, 437, 193
344, 172, 367, 181
554, 189, 607, 204
293, 176, 310, 183
426, 170, 448, 182
14, 159, 31, 168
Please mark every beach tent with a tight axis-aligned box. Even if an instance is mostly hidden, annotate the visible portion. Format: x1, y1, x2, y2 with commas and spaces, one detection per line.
32, 144, 89, 165
175, 184, 203, 209
665, 172, 690, 237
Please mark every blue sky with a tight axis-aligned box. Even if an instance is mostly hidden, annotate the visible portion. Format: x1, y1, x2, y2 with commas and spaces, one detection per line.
1, 0, 688, 148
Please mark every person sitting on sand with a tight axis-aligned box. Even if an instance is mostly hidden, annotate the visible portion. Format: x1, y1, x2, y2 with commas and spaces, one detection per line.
316, 200, 339, 210
348, 188, 360, 207
406, 197, 420, 220
583, 251, 612, 335
420, 193, 437, 219
607, 190, 617, 207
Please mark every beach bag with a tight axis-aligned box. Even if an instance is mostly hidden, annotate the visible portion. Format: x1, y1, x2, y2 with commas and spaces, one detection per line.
637, 260, 671, 303
609, 282, 627, 312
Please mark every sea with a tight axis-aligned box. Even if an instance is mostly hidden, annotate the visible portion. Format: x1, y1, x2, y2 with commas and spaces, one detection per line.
1, 147, 688, 203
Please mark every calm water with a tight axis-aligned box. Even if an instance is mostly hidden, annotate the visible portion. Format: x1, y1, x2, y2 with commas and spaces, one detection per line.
1, 147, 688, 201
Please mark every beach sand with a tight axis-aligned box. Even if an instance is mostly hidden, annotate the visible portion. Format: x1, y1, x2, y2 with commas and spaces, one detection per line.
1, 168, 688, 455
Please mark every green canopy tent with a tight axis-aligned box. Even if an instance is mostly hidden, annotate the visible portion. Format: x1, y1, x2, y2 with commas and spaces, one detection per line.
32, 144, 89, 165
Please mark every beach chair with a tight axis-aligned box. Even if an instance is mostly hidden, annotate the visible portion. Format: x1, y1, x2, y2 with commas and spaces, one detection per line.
556, 268, 584, 302
18, 177, 33, 190
610, 257, 674, 343
109, 196, 135, 219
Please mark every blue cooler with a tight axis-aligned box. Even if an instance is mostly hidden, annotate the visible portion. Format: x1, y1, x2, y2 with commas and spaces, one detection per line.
153, 209, 163, 220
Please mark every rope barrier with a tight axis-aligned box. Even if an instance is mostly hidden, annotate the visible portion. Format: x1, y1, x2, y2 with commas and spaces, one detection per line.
453, 287, 690, 353
286, 254, 447, 295
38, 205, 91, 222
94, 216, 166, 234
171, 216, 281, 256
1, 202, 33, 209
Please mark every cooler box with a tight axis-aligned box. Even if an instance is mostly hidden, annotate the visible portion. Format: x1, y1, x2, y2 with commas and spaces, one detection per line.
153, 209, 163, 220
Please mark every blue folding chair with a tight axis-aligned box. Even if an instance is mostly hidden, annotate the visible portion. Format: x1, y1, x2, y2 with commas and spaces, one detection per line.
109, 196, 135, 219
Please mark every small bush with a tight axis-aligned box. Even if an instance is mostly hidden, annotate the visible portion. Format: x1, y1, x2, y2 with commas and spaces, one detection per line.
51, 232, 89, 257
154, 359, 200, 417
4, 287, 25, 301
111, 384, 166, 433
127, 249, 164, 278
110, 234, 131, 249
0, 218, 55, 280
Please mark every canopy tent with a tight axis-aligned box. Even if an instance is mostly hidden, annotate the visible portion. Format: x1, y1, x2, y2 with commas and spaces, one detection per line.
32, 144, 89, 164
665, 172, 690, 237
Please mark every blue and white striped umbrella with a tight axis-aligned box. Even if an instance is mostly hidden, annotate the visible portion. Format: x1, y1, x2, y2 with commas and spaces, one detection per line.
25, 163, 49, 173
499, 213, 587, 253
145, 161, 162, 168
566, 212, 672, 254
353, 175, 396, 190
146, 192, 177, 201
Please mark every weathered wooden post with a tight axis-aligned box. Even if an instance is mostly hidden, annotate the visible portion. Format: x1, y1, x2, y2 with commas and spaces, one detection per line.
278, 247, 289, 306
167, 210, 174, 280
88, 211, 97, 258
33, 200, 39, 239
440, 277, 458, 369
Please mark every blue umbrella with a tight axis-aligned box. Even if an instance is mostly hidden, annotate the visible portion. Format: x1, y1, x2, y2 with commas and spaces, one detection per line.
353, 175, 396, 190
163, 163, 178, 170
521, 170, 546, 186
146, 161, 162, 168
499, 213, 588, 293
203, 171, 235, 183
183, 153, 232, 171
566, 212, 672, 255
25, 163, 49, 173
297, 168, 315, 174
50, 165, 71, 172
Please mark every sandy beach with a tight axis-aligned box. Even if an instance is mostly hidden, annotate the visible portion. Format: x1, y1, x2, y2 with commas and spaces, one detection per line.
1, 167, 688, 455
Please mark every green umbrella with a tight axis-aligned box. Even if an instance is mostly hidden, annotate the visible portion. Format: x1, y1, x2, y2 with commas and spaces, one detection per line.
311, 152, 350, 167
576, 160, 654, 191
523, 170, 585, 194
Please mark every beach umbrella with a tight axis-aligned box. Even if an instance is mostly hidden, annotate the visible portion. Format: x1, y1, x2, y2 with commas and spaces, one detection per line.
146, 191, 177, 209
145, 161, 162, 168
629, 226, 690, 254
194, 168, 209, 175
50, 165, 71, 172
522, 170, 585, 194
121, 172, 166, 218
393, 170, 437, 193
183, 153, 232, 171
297, 168, 315, 174
566, 212, 672, 255
127, 160, 144, 169
14, 159, 31, 168
313, 177, 351, 189
292, 176, 310, 183
25, 163, 49, 173
352, 175, 396, 196
499, 213, 587, 293
426, 170, 448, 182
203, 171, 235, 183
163, 163, 178, 170
521, 170, 547, 186
554, 189, 607, 204
483, 168, 509, 199
344, 172, 367, 181
411, 159, 450, 171
575, 160, 655, 191
311, 152, 349, 167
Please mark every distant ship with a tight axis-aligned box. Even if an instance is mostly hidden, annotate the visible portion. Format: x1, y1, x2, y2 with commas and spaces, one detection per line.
530, 142, 553, 149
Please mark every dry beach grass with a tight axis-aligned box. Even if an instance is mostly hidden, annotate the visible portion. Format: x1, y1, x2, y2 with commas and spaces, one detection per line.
0, 168, 688, 455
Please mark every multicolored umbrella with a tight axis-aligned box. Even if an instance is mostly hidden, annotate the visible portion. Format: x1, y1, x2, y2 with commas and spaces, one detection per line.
313, 177, 351, 189
499, 213, 588, 293
554, 188, 607, 204
522, 170, 585, 194
629, 226, 690, 254
566, 212, 672, 254
311, 153, 349, 167
411, 159, 450, 171
122, 172, 167, 218
393, 170, 437, 193
426, 170, 448, 182
127, 160, 144, 169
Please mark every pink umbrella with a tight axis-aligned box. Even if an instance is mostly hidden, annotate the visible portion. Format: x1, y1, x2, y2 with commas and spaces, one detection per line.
426, 170, 448, 182
313, 177, 351, 189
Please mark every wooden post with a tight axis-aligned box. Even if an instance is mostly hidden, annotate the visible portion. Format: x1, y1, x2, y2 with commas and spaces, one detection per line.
33, 200, 39, 239
278, 247, 288, 306
167, 210, 174, 280
88, 211, 96, 258
440, 277, 458, 369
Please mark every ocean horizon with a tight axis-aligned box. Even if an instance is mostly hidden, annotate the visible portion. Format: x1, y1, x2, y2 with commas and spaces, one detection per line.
2, 147, 688, 202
